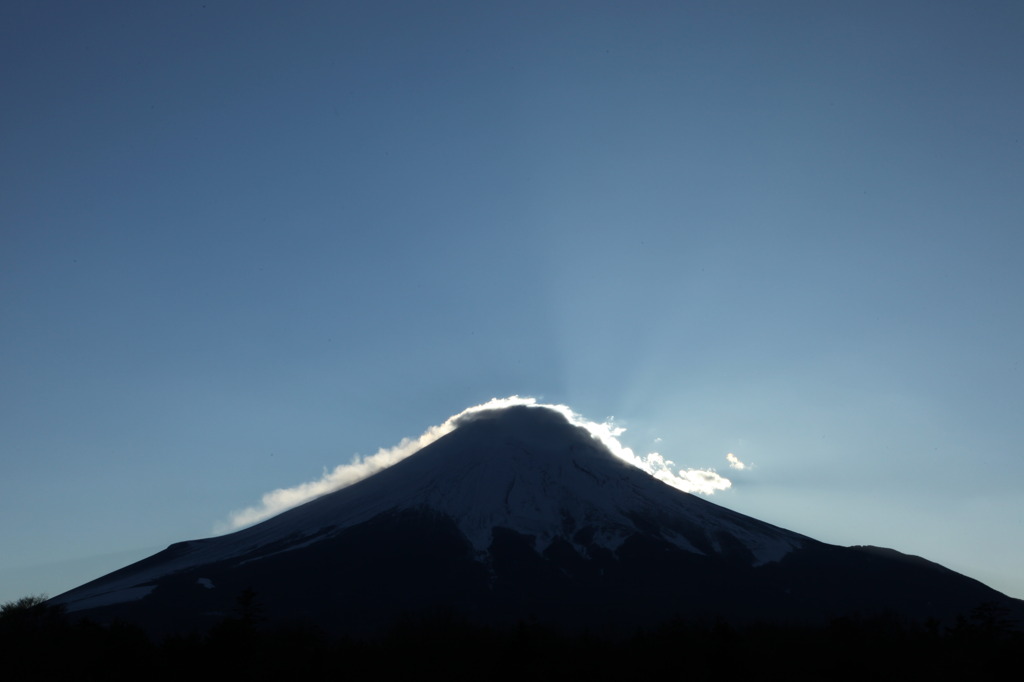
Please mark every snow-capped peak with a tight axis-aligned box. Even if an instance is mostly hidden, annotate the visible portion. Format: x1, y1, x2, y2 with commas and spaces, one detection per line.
228, 403, 804, 565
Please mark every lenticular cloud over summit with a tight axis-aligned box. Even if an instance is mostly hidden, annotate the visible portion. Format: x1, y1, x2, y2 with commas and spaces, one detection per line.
219, 397, 732, 532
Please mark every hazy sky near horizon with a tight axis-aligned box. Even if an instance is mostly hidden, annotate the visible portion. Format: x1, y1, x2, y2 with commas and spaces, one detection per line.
2, 1, 1023, 604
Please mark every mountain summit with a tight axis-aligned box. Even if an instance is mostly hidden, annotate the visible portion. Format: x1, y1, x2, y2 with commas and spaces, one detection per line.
52, 401, 1020, 636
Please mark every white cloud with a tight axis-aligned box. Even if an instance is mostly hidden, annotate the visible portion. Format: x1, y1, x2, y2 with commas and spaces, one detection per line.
217, 396, 733, 531
564, 414, 732, 495
726, 452, 747, 470
627, 452, 732, 495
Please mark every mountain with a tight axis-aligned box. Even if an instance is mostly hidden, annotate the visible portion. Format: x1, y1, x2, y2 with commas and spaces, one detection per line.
50, 403, 1021, 637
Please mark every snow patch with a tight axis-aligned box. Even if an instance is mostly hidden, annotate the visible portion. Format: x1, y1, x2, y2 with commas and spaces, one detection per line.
63, 584, 156, 612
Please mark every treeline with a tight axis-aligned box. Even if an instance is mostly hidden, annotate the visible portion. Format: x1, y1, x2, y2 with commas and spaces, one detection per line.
1, 595, 1021, 681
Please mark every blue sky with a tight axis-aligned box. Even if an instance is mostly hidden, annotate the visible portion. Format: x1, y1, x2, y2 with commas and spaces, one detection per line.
2, 1, 1023, 604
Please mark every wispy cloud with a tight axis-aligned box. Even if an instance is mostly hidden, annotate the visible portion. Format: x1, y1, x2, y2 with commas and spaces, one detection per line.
559, 414, 732, 495
217, 396, 733, 532
726, 452, 747, 470
627, 451, 732, 494
219, 397, 538, 531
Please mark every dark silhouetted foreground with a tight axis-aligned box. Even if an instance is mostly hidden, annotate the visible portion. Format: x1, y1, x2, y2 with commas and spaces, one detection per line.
3, 593, 1021, 681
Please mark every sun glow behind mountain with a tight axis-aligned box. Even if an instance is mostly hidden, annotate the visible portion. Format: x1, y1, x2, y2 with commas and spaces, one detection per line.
218, 396, 733, 533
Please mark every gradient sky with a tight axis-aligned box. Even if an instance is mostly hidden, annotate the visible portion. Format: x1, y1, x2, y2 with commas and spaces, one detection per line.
2, 1, 1023, 605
